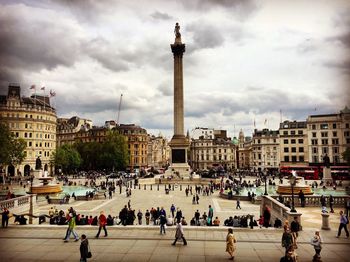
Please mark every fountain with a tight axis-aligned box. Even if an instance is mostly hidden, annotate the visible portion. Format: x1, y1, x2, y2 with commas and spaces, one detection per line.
28, 157, 62, 194
276, 171, 313, 195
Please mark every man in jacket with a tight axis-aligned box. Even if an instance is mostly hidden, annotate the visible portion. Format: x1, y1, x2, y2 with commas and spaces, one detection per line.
95, 211, 108, 238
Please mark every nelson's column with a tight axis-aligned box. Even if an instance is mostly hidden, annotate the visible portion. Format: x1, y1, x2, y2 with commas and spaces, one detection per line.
168, 23, 190, 178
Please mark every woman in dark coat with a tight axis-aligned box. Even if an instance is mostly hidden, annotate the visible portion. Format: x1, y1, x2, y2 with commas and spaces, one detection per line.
80, 234, 89, 262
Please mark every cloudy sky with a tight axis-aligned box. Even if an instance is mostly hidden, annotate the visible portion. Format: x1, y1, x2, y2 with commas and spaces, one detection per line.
1, 0, 349, 139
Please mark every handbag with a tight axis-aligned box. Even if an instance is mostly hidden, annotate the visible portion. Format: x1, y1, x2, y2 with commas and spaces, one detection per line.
87, 243, 92, 258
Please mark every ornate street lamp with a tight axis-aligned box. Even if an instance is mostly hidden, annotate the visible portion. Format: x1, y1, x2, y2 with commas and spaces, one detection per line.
290, 171, 297, 213
263, 171, 268, 195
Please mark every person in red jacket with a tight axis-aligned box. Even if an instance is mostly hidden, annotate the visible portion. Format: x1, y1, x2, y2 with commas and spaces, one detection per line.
95, 211, 108, 238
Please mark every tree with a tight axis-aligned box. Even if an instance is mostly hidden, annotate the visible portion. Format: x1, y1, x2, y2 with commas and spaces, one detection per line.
102, 131, 129, 170
0, 123, 26, 168
0, 123, 12, 166
74, 131, 129, 171
342, 147, 350, 165
52, 144, 81, 173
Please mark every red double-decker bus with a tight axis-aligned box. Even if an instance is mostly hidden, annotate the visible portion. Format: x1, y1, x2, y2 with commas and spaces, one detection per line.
280, 166, 319, 180
329, 166, 350, 180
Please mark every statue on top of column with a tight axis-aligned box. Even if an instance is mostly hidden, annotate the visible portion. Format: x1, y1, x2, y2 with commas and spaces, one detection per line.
174, 22, 181, 43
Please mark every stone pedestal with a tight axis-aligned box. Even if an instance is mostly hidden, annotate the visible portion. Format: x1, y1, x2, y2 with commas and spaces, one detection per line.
323, 167, 332, 183
321, 213, 330, 230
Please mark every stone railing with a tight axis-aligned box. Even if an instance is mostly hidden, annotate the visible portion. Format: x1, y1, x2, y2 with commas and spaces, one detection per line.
0, 195, 31, 211
261, 195, 303, 229
274, 195, 349, 207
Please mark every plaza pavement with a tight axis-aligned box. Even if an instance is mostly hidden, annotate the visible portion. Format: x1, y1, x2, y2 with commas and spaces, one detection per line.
2, 179, 350, 261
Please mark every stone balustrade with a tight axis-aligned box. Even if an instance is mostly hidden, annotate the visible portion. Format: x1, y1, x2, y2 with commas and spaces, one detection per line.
0, 195, 31, 211
261, 195, 303, 229
274, 195, 349, 207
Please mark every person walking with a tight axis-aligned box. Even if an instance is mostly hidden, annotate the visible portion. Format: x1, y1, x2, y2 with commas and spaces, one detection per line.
64, 213, 79, 242
160, 214, 166, 234
298, 190, 305, 207
329, 195, 334, 213
145, 209, 150, 225
172, 221, 187, 245
236, 198, 241, 209
310, 230, 322, 261
79, 234, 90, 262
170, 204, 176, 218
281, 226, 294, 256
208, 205, 214, 226
95, 211, 108, 238
137, 210, 143, 225
336, 210, 349, 238
225, 228, 237, 260
290, 216, 300, 249
1, 208, 10, 228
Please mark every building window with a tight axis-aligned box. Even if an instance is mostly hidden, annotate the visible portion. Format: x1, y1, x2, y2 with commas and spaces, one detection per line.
284, 148, 289, 153
312, 132, 316, 138
291, 139, 296, 144
291, 156, 297, 162
332, 123, 337, 129
291, 147, 296, 153
291, 131, 295, 135
333, 147, 339, 154
298, 130, 303, 135
299, 156, 304, 162
333, 131, 337, 137
298, 139, 303, 144
284, 156, 289, 162
313, 156, 318, 163
346, 123, 349, 129
320, 123, 328, 129
321, 139, 328, 145
312, 147, 318, 154
299, 147, 304, 153
322, 147, 328, 154
284, 139, 288, 144
312, 124, 316, 130
332, 138, 339, 145
321, 132, 328, 137
283, 131, 288, 135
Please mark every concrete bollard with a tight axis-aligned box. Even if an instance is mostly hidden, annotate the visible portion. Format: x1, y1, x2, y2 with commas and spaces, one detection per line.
157, 184, 159, 191
172, 185, 174, 191
150, 185, 152, 190
139, 184, 141, 190
144, 185, 146, 190
180, 185, 182, 191
321, 213, 330, 230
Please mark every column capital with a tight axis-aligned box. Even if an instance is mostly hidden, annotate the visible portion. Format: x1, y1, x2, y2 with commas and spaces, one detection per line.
171, 43, 185, 57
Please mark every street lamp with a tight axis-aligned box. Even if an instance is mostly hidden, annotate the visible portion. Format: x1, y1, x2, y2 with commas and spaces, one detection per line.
263, 171, 268, 195
290, 171, 297, 213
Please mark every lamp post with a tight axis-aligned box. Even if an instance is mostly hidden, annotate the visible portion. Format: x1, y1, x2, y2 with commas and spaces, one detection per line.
290, 174, 297, 213
263, 171, 268, 195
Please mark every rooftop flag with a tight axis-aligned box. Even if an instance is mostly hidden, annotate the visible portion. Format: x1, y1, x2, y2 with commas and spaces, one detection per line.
49, 90, 56, 97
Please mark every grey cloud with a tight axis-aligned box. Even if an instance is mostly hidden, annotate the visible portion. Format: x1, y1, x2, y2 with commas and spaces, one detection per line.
324, 60, 350, 75
0, 4, 82, 84
84, 38, 129, 72
157, 82, 172, 96
179, 0, 259, 19
187, 22, 225, 51
185, 88, 337, 123
150, 11, 173, 20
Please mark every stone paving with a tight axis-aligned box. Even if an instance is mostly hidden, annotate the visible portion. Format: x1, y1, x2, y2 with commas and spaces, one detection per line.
1, 179, 350, 261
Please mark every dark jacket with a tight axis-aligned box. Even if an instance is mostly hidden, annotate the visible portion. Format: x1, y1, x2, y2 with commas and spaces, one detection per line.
80, 239, 89, 259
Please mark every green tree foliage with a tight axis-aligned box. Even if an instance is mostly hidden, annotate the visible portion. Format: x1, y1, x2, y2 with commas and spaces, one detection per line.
342, 147, 350, 165
0, 123, 26, 167
0, 123, 12, 165
52, 144, 81, 173
75, 130, 129, 171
